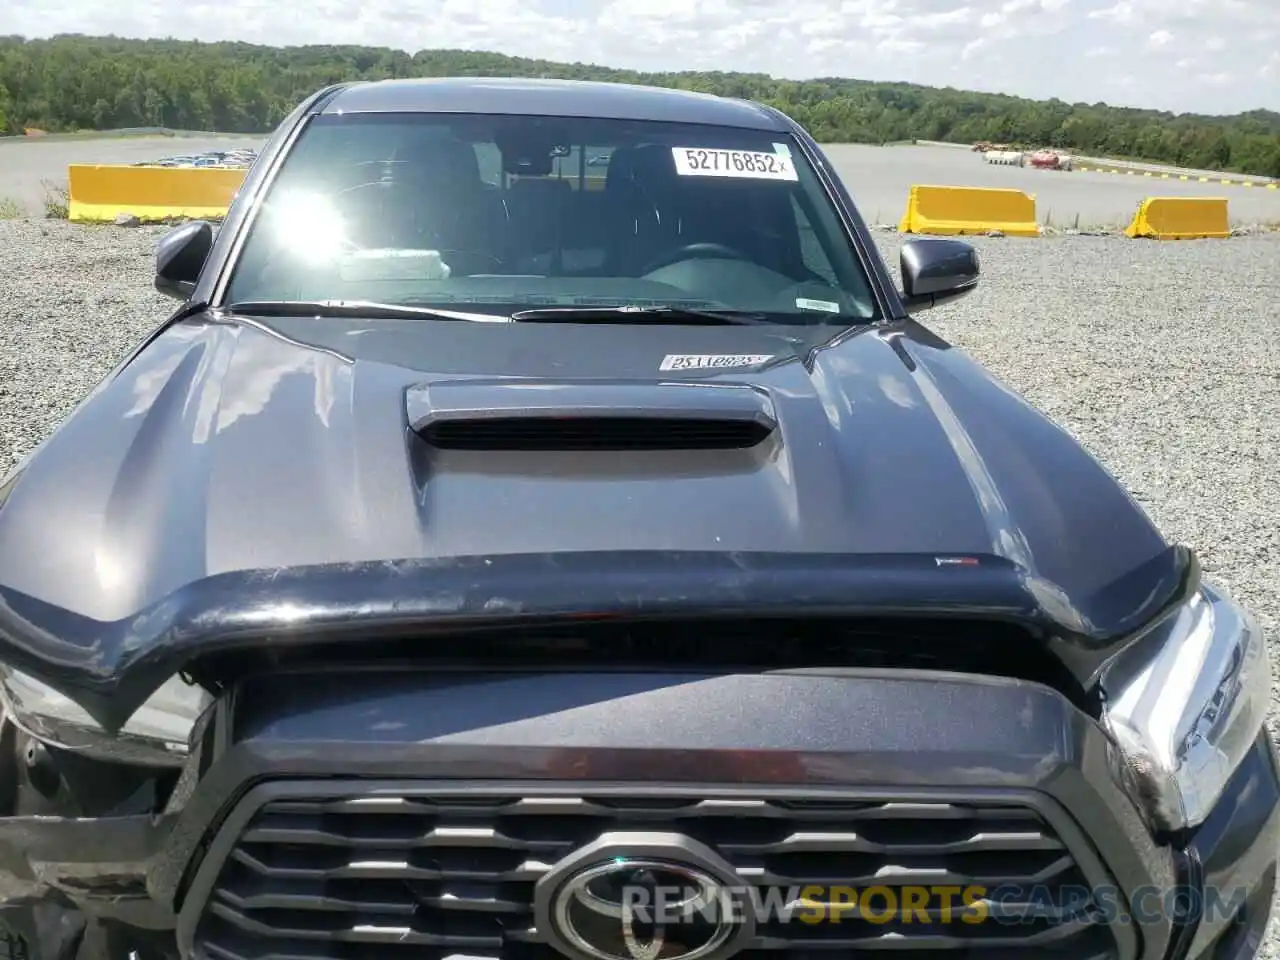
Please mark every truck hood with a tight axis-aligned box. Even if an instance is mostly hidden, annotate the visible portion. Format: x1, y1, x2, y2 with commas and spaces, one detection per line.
0, 312, 1192, 727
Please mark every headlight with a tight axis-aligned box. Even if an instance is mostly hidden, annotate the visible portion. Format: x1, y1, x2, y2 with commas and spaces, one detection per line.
0, 667, 211, 767
1101, 581, 1273, 832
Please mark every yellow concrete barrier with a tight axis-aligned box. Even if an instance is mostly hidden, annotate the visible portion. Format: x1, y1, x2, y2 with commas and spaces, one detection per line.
898, 185, 1039, 237
67, 164, 247, 223
1123, 196, 1230, 240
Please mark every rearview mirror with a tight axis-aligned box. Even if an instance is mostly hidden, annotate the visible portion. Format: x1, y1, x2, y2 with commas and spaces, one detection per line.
155, 220, 214, 300
900, 238, 980, 311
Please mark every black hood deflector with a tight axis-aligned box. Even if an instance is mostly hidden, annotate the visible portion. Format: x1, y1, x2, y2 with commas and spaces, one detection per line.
0, 545, 1197, 734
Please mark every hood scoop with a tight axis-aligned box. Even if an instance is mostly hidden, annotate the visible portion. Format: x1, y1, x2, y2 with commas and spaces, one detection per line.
407, 379, 777, 451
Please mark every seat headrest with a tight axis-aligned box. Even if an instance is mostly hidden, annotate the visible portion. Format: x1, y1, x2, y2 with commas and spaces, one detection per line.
396, 136, 482, 191
604, 144, 681, 197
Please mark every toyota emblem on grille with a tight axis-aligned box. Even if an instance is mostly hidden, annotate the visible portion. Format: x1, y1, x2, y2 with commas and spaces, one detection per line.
534, 833, 756, 960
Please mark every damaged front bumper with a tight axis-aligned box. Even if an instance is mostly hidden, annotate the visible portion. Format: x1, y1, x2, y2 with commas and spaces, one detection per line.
0, 668, 1275, 960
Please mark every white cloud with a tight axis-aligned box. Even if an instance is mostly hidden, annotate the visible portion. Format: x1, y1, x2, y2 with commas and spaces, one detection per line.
979, 0, 1070, 33
4, 0, 1277, 114
1088, 1, 1137, 24
913, 6, 976, 30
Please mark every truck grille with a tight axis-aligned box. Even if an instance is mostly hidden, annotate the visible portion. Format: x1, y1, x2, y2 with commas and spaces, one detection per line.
192, 788, 1122, 960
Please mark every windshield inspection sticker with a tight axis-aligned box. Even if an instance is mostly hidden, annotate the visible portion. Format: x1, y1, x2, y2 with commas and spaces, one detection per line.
660, 354, 774, 371
796, 297, 840, 313
672, 147, 798, 181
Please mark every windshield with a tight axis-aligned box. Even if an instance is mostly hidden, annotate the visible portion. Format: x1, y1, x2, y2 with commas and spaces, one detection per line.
224, 113, 879, 324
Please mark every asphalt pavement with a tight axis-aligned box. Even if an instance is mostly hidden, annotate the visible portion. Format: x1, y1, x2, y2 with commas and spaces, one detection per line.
822, 143, 1280, 228
0, 134, 265, 215
2, 135, 1277, 228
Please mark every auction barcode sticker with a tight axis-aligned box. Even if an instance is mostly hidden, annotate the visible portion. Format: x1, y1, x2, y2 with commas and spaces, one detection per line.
672, 147, 798, 181
660, 354, 774, 371
796, 297, 840, 313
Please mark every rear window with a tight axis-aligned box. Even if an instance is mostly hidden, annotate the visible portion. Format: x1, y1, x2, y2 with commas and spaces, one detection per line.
224, 113, 878, 323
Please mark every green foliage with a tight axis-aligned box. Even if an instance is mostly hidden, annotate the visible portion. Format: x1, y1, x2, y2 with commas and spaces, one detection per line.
40, 180, 69, 220
1, 34, 1278, 177
0, 196, 22, 219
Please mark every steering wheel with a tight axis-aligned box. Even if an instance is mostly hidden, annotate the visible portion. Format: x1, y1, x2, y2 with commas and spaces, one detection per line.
641, 242, 752, 275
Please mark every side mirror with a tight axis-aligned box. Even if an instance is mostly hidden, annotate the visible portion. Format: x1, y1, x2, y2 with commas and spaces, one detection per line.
900, 238, 980, 311
155, 220, 214, 300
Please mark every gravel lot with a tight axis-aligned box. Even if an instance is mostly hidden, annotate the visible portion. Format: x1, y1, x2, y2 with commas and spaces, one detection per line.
1, 218, 1280, 949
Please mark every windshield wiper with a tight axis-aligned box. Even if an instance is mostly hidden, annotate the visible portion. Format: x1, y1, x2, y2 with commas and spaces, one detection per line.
225, 300, 508, 323
509, 305, 770, 325
228, 300, 774, 326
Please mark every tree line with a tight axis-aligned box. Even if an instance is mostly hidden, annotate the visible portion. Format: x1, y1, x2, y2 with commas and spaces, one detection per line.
1, 35, 1277, 177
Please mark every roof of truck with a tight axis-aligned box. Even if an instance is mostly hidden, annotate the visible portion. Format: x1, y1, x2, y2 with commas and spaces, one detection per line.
323, 76, 789, 131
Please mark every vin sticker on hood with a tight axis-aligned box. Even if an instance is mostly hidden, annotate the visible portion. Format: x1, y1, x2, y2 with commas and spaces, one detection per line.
660, 353, 773, 371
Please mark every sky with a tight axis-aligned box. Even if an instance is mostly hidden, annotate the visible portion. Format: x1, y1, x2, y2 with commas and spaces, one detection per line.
7, 0, 1279, 115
